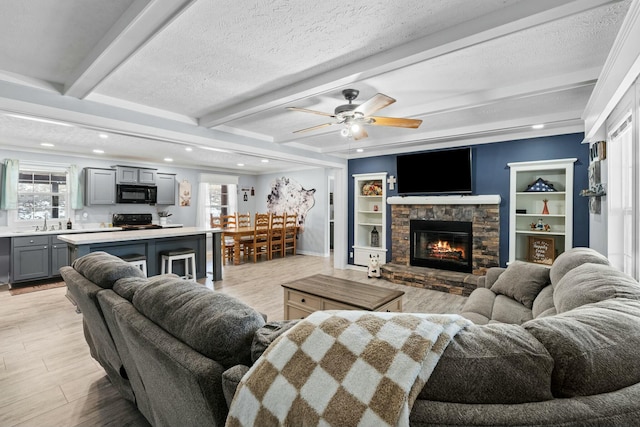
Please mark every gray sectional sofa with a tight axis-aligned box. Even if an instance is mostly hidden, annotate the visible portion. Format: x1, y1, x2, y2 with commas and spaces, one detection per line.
62, 248, 640, 426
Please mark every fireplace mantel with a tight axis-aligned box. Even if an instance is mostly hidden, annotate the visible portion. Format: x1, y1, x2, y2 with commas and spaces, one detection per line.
387, 195, 501, 205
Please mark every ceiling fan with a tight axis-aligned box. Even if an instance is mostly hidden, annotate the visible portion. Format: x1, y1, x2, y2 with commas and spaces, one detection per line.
286, 89, 422, 140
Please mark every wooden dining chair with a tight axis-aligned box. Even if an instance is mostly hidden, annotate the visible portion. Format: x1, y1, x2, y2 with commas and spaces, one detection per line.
236, 212, 253, 260
283, 213, 298, 257
251, 213, 270, 263
211, 215, 234, 265
268, 213, 285, 260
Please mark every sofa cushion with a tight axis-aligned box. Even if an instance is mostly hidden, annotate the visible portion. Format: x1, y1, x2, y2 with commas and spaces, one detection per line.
490, 261, 549, 309
421, 323, 554, 404
553, 263, 640, 313
113, 274, 180, 302
250, 320, 299, 363
132, 277, 265, 368
491, 295, 534, 324
549, 247, 609, 287
523, 299, 640, 397
460, 287, 496, 323
532, 285, 554, 318
73, 251, 146, 289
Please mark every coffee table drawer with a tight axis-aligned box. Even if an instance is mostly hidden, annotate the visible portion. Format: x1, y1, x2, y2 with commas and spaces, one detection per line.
286, 290, 322, 310
323, 300, 355, 311
286, 305, 313, 320
376, 298, 402, 313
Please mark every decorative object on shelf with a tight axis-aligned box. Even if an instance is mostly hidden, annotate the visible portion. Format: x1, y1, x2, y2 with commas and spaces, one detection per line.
516, 209, 527, 214
542, 199, 549, 214
528, 236, 555, 265
387, 175, 396, 190
525, 177, 556, 192
361, 181, 383, 196
530, 222, 537, 230
158, 210, 172, 226
371, 226, 380, 247
373, 205, 379, 211
544, 224, 551, 232
536, 218, 544, 230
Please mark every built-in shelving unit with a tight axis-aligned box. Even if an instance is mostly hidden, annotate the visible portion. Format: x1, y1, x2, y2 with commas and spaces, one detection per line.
352, 172, 387, 267
508, 158, 576, 265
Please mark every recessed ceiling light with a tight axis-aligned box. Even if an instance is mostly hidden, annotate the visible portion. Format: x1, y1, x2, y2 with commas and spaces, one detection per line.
356, 148, 364, 153
261, 159, 269, 163
237, 163, 244, 167
532, 124, 545, 129
40, 143, 54, 147
93, 149, 104, 154
164, 158, 173, 162
98, 133, 108, 139
185, 147, 193, 152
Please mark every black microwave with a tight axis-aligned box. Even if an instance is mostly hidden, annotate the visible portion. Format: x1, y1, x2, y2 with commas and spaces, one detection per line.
116, 184, 157, 204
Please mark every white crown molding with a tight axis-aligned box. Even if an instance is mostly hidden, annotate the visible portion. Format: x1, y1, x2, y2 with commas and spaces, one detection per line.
583, 0, 640, 141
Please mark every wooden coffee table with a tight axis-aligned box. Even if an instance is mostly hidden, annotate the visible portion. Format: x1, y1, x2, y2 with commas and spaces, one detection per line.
282, 274, 405, 320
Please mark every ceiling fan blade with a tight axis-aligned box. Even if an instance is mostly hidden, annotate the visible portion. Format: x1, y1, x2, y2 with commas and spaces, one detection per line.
354, 93, 395, 117
353, 128, 368, 140
292, 122, 334, 133
286, 107, 335, 118
370, 116, 423, 129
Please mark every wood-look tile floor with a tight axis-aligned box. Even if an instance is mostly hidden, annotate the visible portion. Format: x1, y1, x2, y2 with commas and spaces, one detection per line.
0, 254, 467, 426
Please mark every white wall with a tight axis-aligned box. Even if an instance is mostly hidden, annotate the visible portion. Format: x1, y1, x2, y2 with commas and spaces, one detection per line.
255, 168, 329, 256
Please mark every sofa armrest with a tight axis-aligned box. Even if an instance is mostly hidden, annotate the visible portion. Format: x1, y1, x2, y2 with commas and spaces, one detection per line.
222, 365, 250, 407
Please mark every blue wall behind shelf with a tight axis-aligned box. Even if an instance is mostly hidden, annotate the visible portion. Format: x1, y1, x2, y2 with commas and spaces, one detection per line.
348, 133, 590, 267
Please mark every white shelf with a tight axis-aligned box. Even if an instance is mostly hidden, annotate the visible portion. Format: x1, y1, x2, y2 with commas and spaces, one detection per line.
353, 173, 387, 267
508, 158, 576, 264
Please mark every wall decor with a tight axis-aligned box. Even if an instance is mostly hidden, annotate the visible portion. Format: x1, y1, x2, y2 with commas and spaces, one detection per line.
266, 176, 316, 232
179, 179, 191, 207
528, 236, 555, 265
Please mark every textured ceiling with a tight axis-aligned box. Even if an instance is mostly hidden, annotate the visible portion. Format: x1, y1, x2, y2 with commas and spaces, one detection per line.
0, 0, 632, 173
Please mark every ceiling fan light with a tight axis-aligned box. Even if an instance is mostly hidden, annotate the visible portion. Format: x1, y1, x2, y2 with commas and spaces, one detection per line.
350, 123, 360, 133
340, 128, 350, 137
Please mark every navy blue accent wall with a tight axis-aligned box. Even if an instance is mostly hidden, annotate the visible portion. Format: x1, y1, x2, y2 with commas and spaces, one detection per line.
348, 133, 590, 267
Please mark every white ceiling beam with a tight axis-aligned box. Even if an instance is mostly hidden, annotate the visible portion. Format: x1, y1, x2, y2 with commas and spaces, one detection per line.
199, 0, 620, 128
63, 0, 197, 99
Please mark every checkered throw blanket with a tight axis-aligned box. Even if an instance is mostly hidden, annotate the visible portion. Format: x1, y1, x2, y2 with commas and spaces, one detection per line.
226, 310, 471, 427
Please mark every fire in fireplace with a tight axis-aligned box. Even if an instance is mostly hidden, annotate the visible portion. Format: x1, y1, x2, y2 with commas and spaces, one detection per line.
410, 220, 473, 273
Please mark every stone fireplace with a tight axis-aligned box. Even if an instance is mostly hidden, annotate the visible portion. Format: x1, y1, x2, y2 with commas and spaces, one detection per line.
381, 195, 500, 296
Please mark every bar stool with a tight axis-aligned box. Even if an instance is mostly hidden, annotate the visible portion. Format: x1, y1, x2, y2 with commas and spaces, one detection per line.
160, 248, 197, 281
119, 253, 147, 277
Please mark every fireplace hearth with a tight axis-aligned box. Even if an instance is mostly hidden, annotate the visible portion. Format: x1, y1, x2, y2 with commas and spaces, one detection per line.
410, 220, 473, 273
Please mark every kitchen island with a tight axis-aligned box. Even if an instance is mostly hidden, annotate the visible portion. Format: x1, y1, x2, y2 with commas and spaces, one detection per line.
58, 227, 223, 281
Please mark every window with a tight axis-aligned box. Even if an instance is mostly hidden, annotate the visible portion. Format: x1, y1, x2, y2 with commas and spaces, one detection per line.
18, 169, 68, 220
206, 184, 236, 217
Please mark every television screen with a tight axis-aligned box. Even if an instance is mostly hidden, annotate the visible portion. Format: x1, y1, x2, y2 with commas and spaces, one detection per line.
396, 148, 472, 195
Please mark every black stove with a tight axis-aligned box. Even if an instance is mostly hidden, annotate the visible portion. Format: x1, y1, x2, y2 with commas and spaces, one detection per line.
113, 213, 163, 230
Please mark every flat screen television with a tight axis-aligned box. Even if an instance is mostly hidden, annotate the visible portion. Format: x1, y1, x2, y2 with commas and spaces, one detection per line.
396, 148, 472, 195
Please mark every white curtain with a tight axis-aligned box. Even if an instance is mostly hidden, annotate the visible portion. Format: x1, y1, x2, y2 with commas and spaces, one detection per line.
195, 182, 210, 228
0, 159, 19, 210
69, 164, 84, 209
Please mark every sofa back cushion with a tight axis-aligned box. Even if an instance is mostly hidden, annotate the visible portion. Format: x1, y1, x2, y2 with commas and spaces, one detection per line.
113, 274, 179, 302
421, 323, 553, 404
549, 247, 609, 287
490, 261, 550, 309
73, 251, 146, 289
553, 263, 640, 313
532, 285, 554, 318
523, 299, 640, 397
132, 277, 265, 368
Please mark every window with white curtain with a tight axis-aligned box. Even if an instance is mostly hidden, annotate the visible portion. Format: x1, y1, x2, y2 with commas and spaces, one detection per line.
196, 173, 239, 228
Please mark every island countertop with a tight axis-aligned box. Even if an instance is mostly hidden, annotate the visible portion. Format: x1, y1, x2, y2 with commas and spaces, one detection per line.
57, 226, 221, 245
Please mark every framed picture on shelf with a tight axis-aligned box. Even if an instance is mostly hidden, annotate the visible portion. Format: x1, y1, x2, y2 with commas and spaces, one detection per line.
528, 236, 555, 265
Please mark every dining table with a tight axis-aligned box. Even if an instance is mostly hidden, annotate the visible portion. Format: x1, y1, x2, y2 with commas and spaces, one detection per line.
217, 226, 255, 265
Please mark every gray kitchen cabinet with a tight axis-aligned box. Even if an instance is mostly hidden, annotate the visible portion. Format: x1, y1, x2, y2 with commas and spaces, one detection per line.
116, 166, 157, 184
11, 236, 49, 282
156, 173, 176, 205
10, 235, 70, 284
50, 236, 69, 276
86, 168, 116, 205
